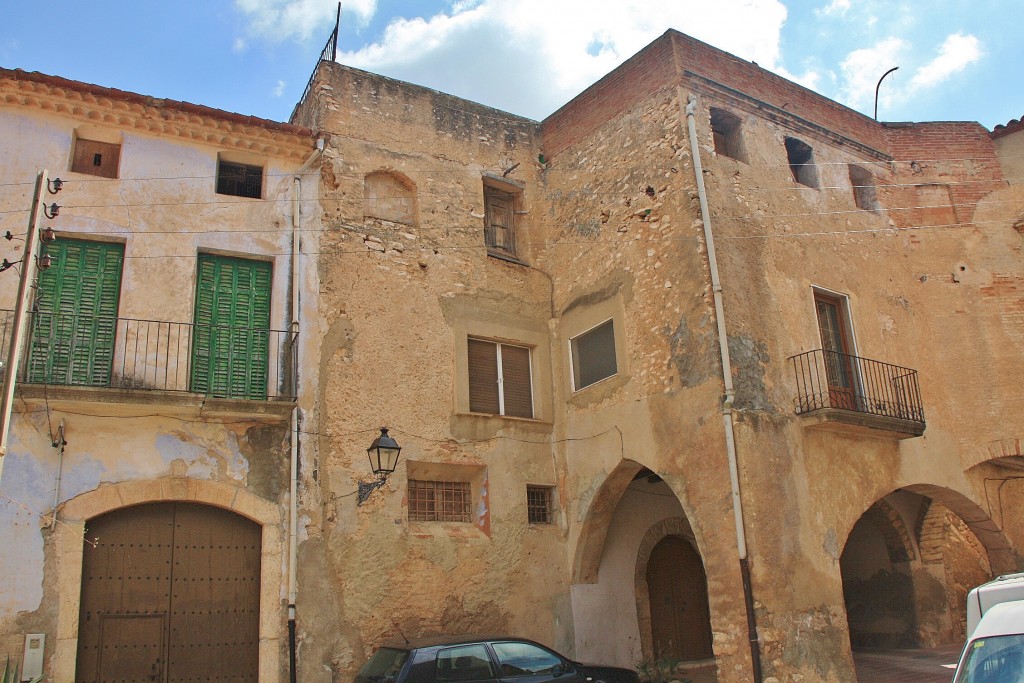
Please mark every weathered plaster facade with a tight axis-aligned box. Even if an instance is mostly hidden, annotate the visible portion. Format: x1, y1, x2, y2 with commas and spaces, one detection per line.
1, 27, 1022, 683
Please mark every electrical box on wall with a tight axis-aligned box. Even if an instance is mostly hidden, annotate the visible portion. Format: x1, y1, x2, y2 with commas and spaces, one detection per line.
22, 633, 44, 680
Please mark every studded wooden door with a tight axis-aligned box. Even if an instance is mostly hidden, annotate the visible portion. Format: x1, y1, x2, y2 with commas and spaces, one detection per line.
647, 536, 714, 662
76, 502, 261, 682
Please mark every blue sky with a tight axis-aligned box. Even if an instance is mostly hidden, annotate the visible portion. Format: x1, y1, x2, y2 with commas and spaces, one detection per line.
1, 1, 1019, 129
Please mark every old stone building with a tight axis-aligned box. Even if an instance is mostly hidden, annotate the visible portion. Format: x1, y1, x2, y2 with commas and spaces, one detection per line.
1, 27, 1022, 683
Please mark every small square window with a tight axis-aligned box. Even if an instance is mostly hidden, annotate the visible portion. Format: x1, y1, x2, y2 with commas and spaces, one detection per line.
527, 486, 554, 524
72, 138, 120, 178
217, 160, 263, 199
785, 137, 819, 189
468, 338, 533, 418
484, 184, 519, 258
408, 480, 472, 522
571, 319, 617, 391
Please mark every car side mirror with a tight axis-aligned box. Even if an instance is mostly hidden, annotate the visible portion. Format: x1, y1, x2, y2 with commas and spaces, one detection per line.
552, 662, 573, 678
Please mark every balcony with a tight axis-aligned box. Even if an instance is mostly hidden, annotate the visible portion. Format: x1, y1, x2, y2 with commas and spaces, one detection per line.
0, 310, 297, 409
789, 349, 925, 438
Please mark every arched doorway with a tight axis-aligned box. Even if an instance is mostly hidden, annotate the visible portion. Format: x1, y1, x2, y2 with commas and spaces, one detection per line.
646, 536, 713, 661
75, 502, 261, 682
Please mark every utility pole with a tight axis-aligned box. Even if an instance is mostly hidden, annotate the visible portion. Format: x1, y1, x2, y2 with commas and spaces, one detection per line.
0, 170, 52, 472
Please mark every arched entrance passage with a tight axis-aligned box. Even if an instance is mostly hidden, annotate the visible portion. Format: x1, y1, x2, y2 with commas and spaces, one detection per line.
570, 461, 715, 670
75, 502, 262, 682
841, 486, 1014, 655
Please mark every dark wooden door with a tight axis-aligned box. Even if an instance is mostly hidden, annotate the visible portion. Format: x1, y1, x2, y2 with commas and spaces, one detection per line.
814, 292, 857, 410
76, 502, 261, 682
647, 536, 714, 662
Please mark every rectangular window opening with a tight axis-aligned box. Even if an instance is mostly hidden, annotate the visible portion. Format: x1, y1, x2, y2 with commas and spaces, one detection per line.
849, 164, 879, 212
571, 319, 617, 391
785, 137, 819, 189
217, 160, 263, 199
527, 486, 554, 525
408, 480, 472, 522
468, 338, 534, 418
710, 108, 746, 162
484, 183, 520, 259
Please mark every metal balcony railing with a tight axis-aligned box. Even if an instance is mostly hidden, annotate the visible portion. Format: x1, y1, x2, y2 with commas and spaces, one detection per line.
0, 310, 297, 401
789, 349, 924, 424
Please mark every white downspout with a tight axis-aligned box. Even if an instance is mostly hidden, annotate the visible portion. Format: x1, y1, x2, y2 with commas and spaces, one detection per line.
288, 138, 324, 683
683, 92, 762, 681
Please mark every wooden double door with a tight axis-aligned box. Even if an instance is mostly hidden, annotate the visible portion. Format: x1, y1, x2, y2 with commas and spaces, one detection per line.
647, 536, 714, 661
76, 502, 261, 682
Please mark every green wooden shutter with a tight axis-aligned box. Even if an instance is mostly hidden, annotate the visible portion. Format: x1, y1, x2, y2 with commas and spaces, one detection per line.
28, 240, 123, 386
190, 255, 271, 399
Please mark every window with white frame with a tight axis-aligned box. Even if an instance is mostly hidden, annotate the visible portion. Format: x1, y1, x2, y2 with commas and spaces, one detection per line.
468, 338, 533, 418
570, 319, 617, 391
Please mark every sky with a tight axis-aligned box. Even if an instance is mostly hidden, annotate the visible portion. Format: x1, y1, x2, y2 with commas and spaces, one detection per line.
0, 0, 1019, 130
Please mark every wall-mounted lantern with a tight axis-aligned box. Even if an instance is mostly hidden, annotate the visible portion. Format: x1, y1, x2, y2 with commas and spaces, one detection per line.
357, 427, 401, 505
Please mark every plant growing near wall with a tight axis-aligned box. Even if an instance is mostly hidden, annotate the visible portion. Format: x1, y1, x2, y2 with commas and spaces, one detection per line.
635, 657, 692, 683
3, 657, 43, 683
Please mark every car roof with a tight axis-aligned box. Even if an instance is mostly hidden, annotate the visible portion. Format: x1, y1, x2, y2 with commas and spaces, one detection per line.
377, 635, 542, 651
972, 601, 1024, 639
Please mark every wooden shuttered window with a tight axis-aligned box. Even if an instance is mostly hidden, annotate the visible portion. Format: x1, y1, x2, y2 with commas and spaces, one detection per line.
71, 139, 121, 179
484, 186, 516, 256
571, 319, 617, 390
28, 239, 124, 386
467, 338, 533, 418
191, 255, 271, 400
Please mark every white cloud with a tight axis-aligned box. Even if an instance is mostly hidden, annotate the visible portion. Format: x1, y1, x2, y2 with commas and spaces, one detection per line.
273, 80, 286, 97
837, 37, 907, 111
909, 32, 982, 91
815, 0, 851, 17
331, 0, 789, 119
233, 38, 247, 53
235, 0, 377, 42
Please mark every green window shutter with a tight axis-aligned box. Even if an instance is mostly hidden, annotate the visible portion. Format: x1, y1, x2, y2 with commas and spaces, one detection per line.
28, 239, 123, 386
191, 255, 272, 399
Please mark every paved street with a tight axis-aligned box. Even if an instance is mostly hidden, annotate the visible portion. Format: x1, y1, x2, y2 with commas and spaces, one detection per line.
852, 644, 962, 683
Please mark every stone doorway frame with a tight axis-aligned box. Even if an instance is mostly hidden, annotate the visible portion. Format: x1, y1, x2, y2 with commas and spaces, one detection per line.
51, 478, 283, 682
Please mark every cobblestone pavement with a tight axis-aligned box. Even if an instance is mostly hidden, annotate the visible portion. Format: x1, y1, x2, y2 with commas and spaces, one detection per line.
852, 644, 962, 683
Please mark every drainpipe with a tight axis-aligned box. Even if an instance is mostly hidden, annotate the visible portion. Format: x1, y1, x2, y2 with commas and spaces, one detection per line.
683, 91, 763, 682
49, 419, 66, 529
288, 138, 324, 683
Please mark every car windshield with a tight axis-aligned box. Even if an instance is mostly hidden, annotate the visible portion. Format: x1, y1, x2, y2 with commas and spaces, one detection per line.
955, 634, 1024, 683
356, 647, 410, 683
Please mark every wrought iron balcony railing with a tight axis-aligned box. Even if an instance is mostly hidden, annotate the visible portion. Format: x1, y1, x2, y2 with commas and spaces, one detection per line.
0, 310, 297, 401
789, 349, 924, 425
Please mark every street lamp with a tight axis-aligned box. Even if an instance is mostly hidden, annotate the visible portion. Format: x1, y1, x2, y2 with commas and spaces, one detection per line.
357, 427, 401, 505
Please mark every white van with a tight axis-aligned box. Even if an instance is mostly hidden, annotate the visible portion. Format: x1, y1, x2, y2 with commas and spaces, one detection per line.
966, 573, 1024, 636
952, 600, 1024, 682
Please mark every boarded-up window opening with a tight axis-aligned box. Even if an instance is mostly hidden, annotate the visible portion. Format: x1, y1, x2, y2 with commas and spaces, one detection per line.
468, 338, 533, 418
408, 480, 472, 522
571, 319, 617, 391
72, 139, 120, 179
785, 137, 819, 189
484, 185, 518, 257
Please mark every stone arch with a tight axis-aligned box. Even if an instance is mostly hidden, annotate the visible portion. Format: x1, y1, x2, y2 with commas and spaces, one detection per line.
571, 459, 647, 584
917, 500, 946, 565
863, 498, 916, 563
633, 517, 704, 661
363, 169, 418, 225
52, 478, 283, 682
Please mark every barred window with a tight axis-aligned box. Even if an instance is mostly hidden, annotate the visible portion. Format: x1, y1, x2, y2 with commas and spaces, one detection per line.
526, 486, 553, 525
217, 160, 263, 199
408, 480, 472, 522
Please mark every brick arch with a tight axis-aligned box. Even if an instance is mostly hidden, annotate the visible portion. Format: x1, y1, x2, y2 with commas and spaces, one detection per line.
917, 500, 946, 566
861, 498, 916, 564
633, 517, 702, 661
52, 478, 283, 682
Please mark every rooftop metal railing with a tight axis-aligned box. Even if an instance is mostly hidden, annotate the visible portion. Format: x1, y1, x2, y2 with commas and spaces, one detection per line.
789, 348, 924, 424
0, 310, 297, 401
290, 3, 341, 123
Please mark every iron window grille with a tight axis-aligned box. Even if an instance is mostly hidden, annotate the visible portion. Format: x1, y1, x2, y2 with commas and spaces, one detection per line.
217, 161, 263, 199
526, 486, 553, 524
408, 480, 471, 522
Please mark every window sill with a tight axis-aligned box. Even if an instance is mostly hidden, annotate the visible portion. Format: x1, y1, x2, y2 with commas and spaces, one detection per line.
451, 412, 553, 441
406, 521, 490, 541
487, 249, 529, 266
